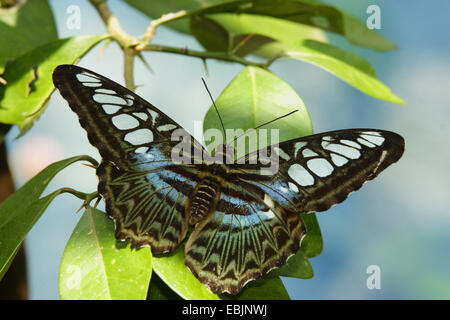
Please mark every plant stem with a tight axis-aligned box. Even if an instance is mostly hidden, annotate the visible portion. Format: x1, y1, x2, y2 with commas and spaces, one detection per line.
143, 44, 267, 68
138, 10, 189, 50
89, 0, 268, 84
89, 0, 139, 90
123, 47, 137, 91
88, 0, 139, 49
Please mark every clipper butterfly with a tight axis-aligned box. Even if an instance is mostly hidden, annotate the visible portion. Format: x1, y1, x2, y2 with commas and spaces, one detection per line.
52, 64, 404, 295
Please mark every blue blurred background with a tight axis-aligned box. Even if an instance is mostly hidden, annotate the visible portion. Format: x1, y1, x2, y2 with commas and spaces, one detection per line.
4, 0, 450, 299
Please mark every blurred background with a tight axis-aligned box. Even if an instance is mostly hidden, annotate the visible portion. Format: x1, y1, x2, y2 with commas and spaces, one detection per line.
3, 0, 450, 299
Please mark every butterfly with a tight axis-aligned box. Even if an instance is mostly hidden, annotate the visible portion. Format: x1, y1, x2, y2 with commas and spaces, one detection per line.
52, 64, 405, 295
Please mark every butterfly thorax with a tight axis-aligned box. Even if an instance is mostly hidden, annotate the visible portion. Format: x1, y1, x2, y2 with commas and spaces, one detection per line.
188, 143, 238, 224
206, 143, 234, 165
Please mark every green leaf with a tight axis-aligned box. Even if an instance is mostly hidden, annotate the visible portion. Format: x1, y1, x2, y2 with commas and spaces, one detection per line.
190, 15, 277, 58
59, 207, 152, 300
226, 277, 290, 300
0, 155, 97, 280
270, 249, 313, 279
152, 230, 290, 299
190, 15, 230, 52
203, 66, 313, 158
194, 0, 396, 51
0, 191, 62, 280
125, 0, 394, 51
205, 13, 327, 59
0, 34, 108, 135
147, 273, 182, 300
300, 212, 323, 258
152, 241, 222, 300
0, 0, 58, 73
280, 40, 404, 104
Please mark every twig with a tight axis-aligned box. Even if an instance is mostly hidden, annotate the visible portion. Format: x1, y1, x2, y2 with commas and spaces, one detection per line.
123, 47, 137, 91
89, 0, 139, 90
142, 44, 267, 68
89, 0, 269, 87
137, 10, 189, 50
88, 0, 139, 48
60, 188, 101, 212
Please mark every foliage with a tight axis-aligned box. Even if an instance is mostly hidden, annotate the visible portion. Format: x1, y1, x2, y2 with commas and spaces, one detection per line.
0, 0, 402, 299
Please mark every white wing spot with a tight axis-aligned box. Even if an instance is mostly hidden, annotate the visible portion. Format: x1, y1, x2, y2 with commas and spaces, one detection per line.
81, 82, 102, 87
322, 142, 361, 159
101, 104, 121, 114
263, 194, 274, 208
112, 114, 139, 130
125, 98, 133, 106
125, 129, 154, 145
76, 73, 100, 82
373, 150, 388, 173
274, 147, 290, 161
302, 148, 319, 158
360, 134, 385, 146
280, 186, 289, 193
133, 112, 148, 121
362, 131, 382, 136
340, 139, 361, 149
260, 209, 275, 220
93, 93, 127, 105
357, 137, 376, 148
157, 124, 177, 132
124, 94, 134, 103
294, 142, 307, 157
331, 153, 349, 167
135, 146, 149, 154
288, 182, 299, 193
95, 88, 117, 95
288, 164, 314, 187
147, 109, 159, 125
307, 158, 334, 177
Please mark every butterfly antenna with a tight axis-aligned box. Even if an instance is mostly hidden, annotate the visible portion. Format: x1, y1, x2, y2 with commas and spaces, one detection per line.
201, 78, 227, 141
231, 109, 299, 143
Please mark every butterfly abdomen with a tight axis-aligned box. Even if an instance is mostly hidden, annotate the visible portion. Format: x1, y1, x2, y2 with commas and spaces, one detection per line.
189, 177, 220, 225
